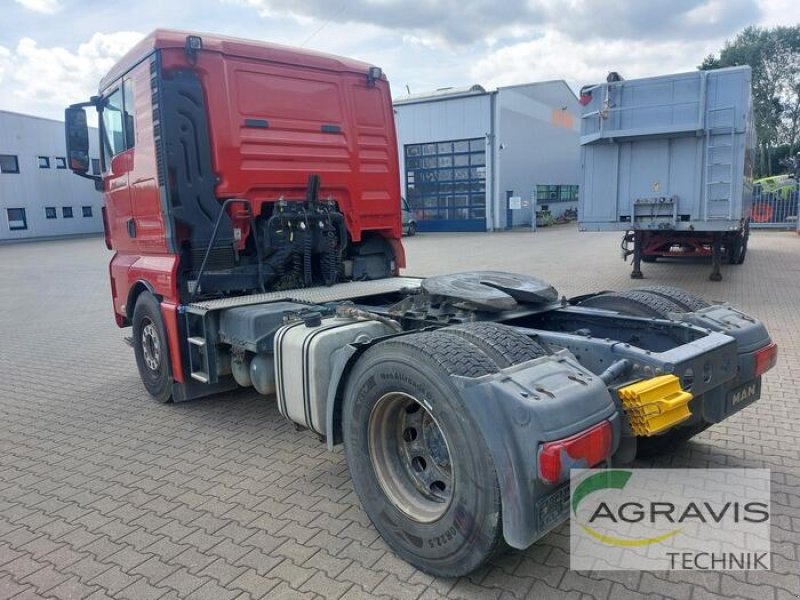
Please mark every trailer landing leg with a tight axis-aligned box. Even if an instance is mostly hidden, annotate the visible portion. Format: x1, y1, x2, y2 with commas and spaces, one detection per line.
710, 233, 723, 281
631, 232, 644, 279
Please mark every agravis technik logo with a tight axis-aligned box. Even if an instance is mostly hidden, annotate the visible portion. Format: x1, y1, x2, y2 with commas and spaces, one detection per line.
570, 469, 771, 571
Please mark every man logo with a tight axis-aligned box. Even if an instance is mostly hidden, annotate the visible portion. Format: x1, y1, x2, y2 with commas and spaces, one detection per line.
731, 383, 757, 406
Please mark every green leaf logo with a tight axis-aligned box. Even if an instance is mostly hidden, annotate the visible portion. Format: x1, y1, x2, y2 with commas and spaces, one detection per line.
572, 470, 681, 547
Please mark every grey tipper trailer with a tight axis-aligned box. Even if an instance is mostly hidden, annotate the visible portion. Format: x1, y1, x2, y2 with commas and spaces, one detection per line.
579, 66, 754, 280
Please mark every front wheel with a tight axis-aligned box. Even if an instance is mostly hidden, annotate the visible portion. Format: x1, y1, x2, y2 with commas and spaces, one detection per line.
406, 222, 417, 236
132, 292, 173, 403
342, 332, 503, 577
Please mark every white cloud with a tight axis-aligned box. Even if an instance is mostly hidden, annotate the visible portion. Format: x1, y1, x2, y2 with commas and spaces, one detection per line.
0, 32, 143, 119
0, 46, 11, 84
470, 30, 720, 92
13, 0, 61, 14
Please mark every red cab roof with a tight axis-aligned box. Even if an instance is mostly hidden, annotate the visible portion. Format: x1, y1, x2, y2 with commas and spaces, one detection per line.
99, 29, 377, 91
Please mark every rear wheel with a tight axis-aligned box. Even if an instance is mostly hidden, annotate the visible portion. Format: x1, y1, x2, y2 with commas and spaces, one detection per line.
132, 292, 172, 403
343, 332, 503, 577
578, 290, 684, 318
630, 286, 709, 312
439, 322, 546, 367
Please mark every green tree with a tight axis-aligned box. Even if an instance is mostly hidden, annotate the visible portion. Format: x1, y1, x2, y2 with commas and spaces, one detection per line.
701, 25, 800, 177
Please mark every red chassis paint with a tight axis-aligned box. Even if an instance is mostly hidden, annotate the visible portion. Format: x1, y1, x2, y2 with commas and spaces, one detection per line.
93, 30, 405, 382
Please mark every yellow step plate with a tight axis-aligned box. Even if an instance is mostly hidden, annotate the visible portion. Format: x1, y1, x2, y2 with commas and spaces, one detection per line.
618, 375, 693, 437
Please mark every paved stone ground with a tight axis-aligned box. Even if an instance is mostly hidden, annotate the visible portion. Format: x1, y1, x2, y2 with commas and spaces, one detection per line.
0, 227, 798, 600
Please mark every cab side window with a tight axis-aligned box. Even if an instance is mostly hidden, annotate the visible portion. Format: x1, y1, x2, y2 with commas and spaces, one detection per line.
100, 79, 135, 169
101, 87, 125, 164
123, 79, 135, 150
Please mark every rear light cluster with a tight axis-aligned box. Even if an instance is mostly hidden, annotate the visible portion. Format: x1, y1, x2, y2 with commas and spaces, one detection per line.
754, 342, 778, 377
538, 420, 612, 485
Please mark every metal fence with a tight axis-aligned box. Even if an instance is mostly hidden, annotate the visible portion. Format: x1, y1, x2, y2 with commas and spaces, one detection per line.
751, 182, 800, 230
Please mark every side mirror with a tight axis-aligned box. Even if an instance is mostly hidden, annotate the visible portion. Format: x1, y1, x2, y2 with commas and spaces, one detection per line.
65, 107, 90, 173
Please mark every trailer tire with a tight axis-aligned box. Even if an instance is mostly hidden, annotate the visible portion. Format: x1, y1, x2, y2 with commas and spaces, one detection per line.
132, 292, 172, 403
631, 286, 710, 312
439, 322, 547, 367
342, 332, 503, 577
578, 290, 684, 318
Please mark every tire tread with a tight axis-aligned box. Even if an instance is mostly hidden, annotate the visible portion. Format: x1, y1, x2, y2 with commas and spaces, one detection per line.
439, 322, 546, 368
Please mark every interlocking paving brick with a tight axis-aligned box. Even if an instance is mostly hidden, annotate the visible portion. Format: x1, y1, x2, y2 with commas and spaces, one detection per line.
45, 577, 98, 600
299, 571, 352, 600
129, 556, 179, 585
229, 568, 279, 597
0, 575, 29, 600
158, 567, 207, 596
1, 231, 800, 599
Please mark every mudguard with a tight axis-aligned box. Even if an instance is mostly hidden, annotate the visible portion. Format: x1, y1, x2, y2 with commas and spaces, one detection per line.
450, 352, 619, 549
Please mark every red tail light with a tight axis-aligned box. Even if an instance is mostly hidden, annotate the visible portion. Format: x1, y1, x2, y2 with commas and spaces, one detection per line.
754, 342, 778, 377
538, 420, 612, 484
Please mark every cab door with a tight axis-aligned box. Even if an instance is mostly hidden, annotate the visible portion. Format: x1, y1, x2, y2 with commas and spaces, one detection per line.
101, 84, 136, 253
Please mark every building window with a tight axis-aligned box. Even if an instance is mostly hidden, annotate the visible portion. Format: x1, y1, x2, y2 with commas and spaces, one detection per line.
7, 208, 27, 231
0, 154, 20, 174
404, 137, 486, 229
535, 184, 580, 203
55, 157, 67, 169
62, 206, 73, 219
82, 206, 93, 218
91, 158, 100, 175
45, 207, 57, 219
38, 156, 50, 169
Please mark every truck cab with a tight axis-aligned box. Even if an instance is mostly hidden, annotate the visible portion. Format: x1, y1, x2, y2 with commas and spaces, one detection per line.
66, 29, 404, 329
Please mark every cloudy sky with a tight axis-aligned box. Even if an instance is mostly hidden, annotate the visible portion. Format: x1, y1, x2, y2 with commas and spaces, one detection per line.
1, 0, 798, 121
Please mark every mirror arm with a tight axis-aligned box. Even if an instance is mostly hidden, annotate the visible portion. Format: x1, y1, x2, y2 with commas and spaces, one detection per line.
68, 96, 101, 111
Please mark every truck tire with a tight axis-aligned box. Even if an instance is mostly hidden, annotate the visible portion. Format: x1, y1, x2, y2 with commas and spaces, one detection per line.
132, 292, 173, 403
439, 322, 546, 367
578, 290, 684, 318
736, 223, 750, 265
342, 332, 503, 577
630, 286, 710, 312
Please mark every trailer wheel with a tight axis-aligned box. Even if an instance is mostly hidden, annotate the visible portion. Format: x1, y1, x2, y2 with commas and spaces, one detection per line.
342, 332, 503, 577
132, 292, 172, 403
579, 290, 684, 318
439, 322, 546, 367
631, 286, 710, 312
735, 222, 750, 265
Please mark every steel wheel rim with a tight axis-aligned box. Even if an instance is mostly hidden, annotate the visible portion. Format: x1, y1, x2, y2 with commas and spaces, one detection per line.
141, 319, 161, 372
368, 392, 453, 523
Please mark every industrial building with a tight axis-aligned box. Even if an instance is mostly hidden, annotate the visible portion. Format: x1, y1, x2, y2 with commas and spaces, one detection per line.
0, 111, 102, 241
394, 81, 581, 232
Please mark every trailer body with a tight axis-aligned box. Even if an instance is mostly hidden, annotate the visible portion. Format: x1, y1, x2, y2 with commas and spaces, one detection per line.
63, 34, 776, 577
580, 66, 754, 232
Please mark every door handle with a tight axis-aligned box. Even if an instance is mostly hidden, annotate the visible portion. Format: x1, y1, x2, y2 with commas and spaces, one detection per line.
127, 218, 136, 238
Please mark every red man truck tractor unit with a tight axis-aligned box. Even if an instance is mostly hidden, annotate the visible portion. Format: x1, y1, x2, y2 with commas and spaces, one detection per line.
64, 31, 777, 576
